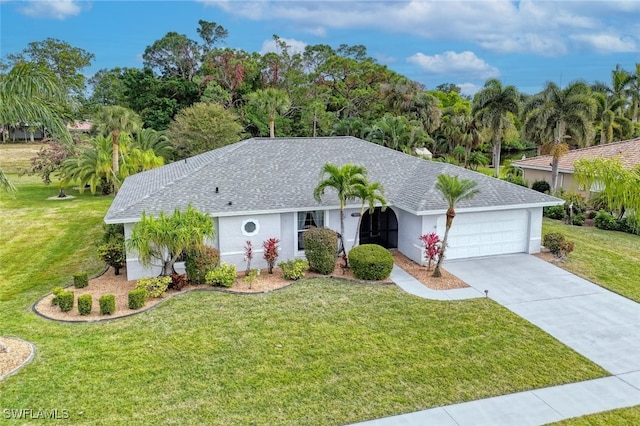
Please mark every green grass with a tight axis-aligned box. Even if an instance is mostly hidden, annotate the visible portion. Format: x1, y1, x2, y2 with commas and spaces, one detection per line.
0, 179, 610, 425
542, 218, 640, 302
0, 143, 44, 174
549, 406, 640, 425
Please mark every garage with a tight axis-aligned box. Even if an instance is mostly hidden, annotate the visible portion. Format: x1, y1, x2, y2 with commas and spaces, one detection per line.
440, 210, 529, 260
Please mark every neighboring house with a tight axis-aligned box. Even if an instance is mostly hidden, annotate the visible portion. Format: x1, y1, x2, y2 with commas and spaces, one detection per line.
66, 120, 93, 133
513, 138, 640, 195
105, 137, 562, 280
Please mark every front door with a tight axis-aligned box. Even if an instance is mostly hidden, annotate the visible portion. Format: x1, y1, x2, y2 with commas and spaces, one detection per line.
359, 207, 398, 248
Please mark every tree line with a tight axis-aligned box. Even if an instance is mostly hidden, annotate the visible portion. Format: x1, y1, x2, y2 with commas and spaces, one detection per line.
2, 20, 640, 193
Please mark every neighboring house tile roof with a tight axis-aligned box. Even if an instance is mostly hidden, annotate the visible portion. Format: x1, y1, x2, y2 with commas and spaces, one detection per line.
105, 137, 561, 223
512, 137, 640, 173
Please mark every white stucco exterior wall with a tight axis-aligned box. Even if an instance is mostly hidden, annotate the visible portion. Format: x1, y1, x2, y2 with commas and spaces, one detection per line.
396, 208, 425, 265
218, 213, 281, 270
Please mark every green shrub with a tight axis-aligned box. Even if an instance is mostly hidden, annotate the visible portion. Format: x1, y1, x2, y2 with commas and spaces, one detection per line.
136, 276, 171, 298
279, 259, 308, 280
594, 210, 618, 231
77, 294, 92, 315
73, 272, 89, 288
532, 180, 551, 193
171, 273, 188, 291
348, 244, 394, 281
99, 294, 116, 315
205, 263, 237, 287
185, 244, 220, 284
586, 210, 597, 219
57, 290, 74, 313
572, 213, 585, 226
562, 192, 588, 214
97, 235, 125, 276
128, 288, 147, 310
51, 286, 64, 306
542, 232, 575, 258
303, 227, 337, 275
243, 269, 258, 289
543, 205, 566, 220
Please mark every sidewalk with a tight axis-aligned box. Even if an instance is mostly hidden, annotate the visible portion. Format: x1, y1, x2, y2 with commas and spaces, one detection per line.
350, 257, 640, 425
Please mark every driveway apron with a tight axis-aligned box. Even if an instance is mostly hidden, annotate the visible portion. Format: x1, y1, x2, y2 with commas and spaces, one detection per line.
443, 254, 640, 376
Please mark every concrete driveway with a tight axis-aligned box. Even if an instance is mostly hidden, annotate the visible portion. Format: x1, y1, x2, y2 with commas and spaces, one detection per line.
444, 254, 640, 376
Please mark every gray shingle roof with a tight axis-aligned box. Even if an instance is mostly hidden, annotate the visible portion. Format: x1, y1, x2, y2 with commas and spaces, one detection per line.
105, 137, 562, 223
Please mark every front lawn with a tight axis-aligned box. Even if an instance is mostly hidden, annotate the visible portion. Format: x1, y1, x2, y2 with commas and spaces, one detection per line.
0, 179, 607, 425
542, 218, 640, 302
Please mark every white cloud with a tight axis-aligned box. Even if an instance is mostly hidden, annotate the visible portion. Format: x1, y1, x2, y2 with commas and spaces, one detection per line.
260, 37, 307, 55
570, 34, 637, 53
407, 51, 500, 79
457, 82, 482, 97
19, 0, 82, 19
200, 0, 640, 57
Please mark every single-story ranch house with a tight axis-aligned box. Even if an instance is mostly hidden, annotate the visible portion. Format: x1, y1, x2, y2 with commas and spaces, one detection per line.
513, 137, 640, 195
105, 137, 563, 280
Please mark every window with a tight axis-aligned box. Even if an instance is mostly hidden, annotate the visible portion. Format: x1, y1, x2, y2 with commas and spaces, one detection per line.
297, 211, 324, 250
242, 219, 259, 236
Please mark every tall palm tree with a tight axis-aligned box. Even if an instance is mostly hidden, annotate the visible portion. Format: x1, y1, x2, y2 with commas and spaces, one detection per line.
93, 105, 142, 191
352, 181, 387, 247
472, 79, 520, 178
432, 174, 480, 278
313, 163, 368, 256
593, 92, 631, 145
0, 62, 71, 192
628, 63, 640, 123
247, 88, 291, 138
522, 81, 596, 190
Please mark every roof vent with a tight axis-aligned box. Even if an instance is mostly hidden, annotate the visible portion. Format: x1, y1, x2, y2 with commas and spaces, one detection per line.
215, 187, 219, 193
227, 201, 232, 206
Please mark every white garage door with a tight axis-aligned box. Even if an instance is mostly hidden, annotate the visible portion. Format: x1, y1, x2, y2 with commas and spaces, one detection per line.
440, 210, 529, 260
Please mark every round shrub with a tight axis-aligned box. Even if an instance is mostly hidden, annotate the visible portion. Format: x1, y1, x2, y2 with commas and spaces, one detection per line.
571, 213, 585, 226
542, 232, 575, 258
136, 276, 171, 298
99, 294, 116, 315
51, 286, 64, 306
594, 210, 618, 231
77, 294, 92, 315
128, 288, 147, 310
205, 263, 237, 287
543, 205, 566, 220
279, 259, 308, 280
303, 227, 337, 275
348, 244, 394, 281
185, 244, 220, 284
532, 180, 551, 193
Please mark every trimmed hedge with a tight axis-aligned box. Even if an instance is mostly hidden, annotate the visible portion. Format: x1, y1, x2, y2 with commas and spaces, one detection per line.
279, 259, 308, 280
51, 286, 64, 306
99, 294, 116, 315
348, 244, 393, 281
128, 288, 147, 310
185, 244, 220, 284
58, 290, 74, 312
303, 227, 337, 275
77, 294, 92, 315
531, 180, 550, 193
73, 272, 89, 288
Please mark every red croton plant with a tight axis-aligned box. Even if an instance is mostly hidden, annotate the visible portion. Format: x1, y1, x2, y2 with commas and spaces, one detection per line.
262, 238, 280, 274
419, 232, 441, 271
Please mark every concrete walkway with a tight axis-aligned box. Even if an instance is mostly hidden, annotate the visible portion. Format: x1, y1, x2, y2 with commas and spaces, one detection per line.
352, 254, 640, 426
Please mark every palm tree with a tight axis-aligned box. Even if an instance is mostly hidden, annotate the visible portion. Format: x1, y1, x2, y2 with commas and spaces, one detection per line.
472, 79, 520, 178
247, 88, 291, 138
522, 81, 596, 190
627, 63, 640, 123
352, 181, 387, 247
432, 174, 480, 278
593, 92, 632, 145
0, 62, 71, 192
93, 105, 142, 191
0, 62, 71, 143
313, 163, 368, 256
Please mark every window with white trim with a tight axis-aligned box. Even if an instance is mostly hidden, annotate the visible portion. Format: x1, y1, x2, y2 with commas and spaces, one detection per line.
242, 219, 259, 236
297, 211, 325, 250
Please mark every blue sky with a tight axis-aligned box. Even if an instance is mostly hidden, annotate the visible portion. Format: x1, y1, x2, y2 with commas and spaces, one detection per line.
1, 0, 639, 96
